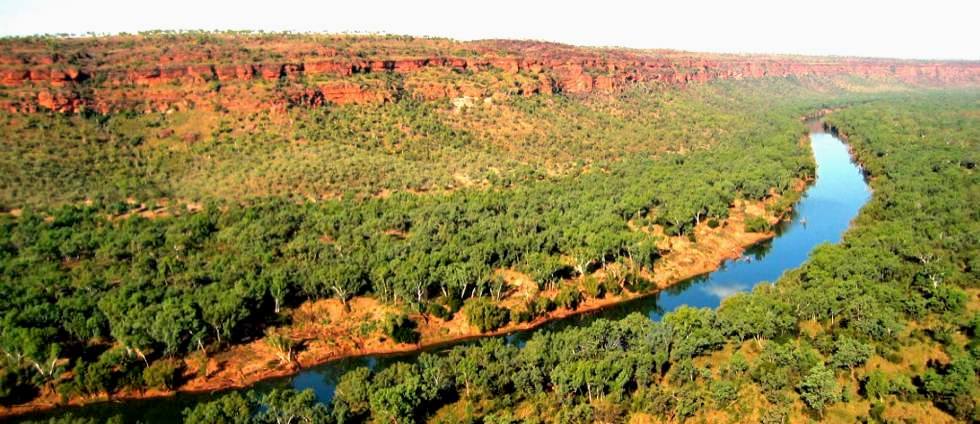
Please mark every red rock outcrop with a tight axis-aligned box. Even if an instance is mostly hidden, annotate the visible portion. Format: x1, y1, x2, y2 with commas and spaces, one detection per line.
36, 89, 83, 113
318, 81, 390, 105
1, 35, 977, 114
305, 61, 353, 76
0, 69, 29, 86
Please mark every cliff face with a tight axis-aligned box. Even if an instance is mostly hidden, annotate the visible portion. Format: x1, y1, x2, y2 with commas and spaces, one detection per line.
1, 35, 978, 114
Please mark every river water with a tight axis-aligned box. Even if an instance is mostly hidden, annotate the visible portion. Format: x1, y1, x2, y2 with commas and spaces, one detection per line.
17, 125, 871, 423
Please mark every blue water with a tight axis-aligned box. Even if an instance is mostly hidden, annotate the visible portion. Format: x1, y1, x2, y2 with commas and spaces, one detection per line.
637, 130, 871, 319
16, 127, 870, 423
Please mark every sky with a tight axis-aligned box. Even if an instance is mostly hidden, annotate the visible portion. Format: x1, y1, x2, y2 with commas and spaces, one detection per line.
0, 0, 977, 60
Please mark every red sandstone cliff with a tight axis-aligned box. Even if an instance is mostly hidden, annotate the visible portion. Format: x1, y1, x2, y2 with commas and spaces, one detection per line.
0, 35, 977, 114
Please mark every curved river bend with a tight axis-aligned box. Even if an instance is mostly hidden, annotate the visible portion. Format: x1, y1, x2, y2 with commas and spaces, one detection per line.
18, 125, 871, 423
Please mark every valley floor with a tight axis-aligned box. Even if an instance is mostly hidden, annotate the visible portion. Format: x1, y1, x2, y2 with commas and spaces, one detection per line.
1, 194, 791, 419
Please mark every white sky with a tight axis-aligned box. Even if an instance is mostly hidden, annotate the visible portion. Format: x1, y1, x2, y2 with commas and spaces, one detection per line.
0, 0, 977, 60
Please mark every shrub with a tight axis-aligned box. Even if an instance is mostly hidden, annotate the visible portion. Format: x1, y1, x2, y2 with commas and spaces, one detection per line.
382, 313, 421, 344
744, 215, 772, 233
426, 302, 451, 320
527, 296, 556, 318
445, 296, 464, 314
624, 272, 654, 293
603, 279, 624, 296
869, 402, 886, 422
513, 309, 534, 324
555, 287, 583, 310
462, 298, 510, 333
583, 276, 605, 299
1, 367, 36, 406
193, 353, 209, 379
143, 358, 181, 390
711, 379, 738, 407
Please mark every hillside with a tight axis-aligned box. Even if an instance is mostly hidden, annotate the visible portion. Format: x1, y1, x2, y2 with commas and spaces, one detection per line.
2, 34, 978, 210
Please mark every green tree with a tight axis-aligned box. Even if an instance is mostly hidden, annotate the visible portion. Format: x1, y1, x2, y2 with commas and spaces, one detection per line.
183, 391, 256, 424
829, 337, 872, 376
255, 388, 330, 424
717, 288, 794, 346
150, 298, 202, 356
797, 365, 838, 416
332, 367, 372, 421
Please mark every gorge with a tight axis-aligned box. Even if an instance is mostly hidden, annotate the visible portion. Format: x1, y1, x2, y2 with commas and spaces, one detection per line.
12, 121, 874, 422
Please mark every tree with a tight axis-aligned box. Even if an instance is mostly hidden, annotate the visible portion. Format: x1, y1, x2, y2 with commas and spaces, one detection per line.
417, 352, 454, 402
663, 306, 724, 360
0, 326, 62, 382
861, 370, 913, 401
368, 363, 423, 423
555, 287, 583, 310
797, 365, 838, 416
197, 285, 251, 346
370, 262, 395, 304
829, 337, 872, 376
488, 274, 508, 302
520, 252, 563, 289
0, 366, 34, 406
319, 261, 366, 309
921, 355, 977, 420
571, 246, 597, 277
628, 238, 660, 272
717, 288, 794, 347
183, 391, 256, 424
67, 348, 142, 397
710, 379, 739, 408
255, 388, 330, 424
332, 366, 373, 421
265, 330, 297, 366
266, 267, 290, 314
150, 297, 202, 356
97, 285, 157, 364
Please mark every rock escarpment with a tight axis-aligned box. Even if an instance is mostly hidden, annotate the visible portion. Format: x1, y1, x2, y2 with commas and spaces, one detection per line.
1, 34, 978, 114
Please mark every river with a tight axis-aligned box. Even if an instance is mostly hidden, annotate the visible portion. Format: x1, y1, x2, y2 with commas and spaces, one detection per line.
15, 123, 871, 423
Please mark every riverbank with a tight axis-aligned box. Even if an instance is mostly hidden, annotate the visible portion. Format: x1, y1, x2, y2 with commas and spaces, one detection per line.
1, 184, 802, 419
